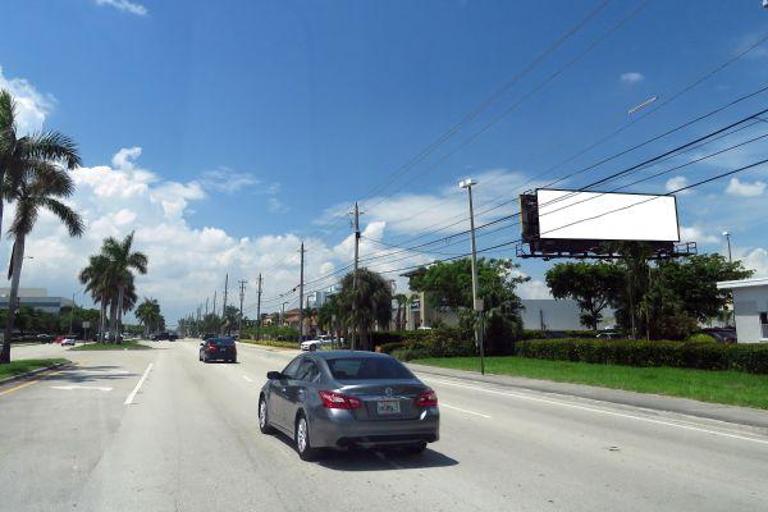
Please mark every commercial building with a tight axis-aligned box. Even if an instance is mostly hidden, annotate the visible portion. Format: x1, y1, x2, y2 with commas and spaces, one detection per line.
394, 291, 612, 331
0, 288, 74, 315
717, 277, 768, 343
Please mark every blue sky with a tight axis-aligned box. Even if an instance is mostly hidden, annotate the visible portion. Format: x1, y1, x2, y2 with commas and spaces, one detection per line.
2, 0, 768, 322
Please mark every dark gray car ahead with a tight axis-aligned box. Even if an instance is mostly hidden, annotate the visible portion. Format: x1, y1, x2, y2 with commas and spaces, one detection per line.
258, 351, 439, 460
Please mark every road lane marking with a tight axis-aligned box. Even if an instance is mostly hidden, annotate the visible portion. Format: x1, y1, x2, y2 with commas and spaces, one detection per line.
439, 402, 491, 419
425, 376, 768, 446
243, 375, 254, 383
50, 385, 113, 392
0, 367, 67, 398
124, 363, 153, 405
0, 379, 39, 397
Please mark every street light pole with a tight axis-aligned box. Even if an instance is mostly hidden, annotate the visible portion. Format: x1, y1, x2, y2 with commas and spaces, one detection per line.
722, 231, 733, 263
459, 178, 485, 375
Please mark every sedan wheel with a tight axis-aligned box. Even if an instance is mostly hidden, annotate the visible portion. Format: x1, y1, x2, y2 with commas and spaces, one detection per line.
295, 415, 319, 461
258, 397, 274, 434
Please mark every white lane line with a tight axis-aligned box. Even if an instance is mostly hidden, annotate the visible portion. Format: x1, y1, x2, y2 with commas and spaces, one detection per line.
124, 363, 154, 405
425, 376, 768, 446
50, 385, 112, 392
243, 375, 254, 383
440, 402, 491, 419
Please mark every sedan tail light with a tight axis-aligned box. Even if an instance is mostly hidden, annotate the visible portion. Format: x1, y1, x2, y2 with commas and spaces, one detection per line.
207, 344, 217, 352
319, 390, 363, 410
415, 389, 438, 407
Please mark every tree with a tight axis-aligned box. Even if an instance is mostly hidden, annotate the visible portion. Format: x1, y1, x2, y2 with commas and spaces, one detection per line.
79, 254, 113, 342
336, 268, 392, 351
0, 89, 80, 251
1, 163, 84, 362
136, 298, 162, 337
223, 305, 239, 334
393, 293, 408, 331
101, 232, 147, 340
409, 258, 527, 355
545, 262, 624, 330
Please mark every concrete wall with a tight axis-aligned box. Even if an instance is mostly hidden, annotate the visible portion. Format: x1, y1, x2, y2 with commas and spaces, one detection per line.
732, 285, 768, 343
519, 299, 615, 331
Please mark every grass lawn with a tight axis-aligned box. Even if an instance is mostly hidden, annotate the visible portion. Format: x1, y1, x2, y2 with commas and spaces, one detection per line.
0, 358, 68, 380
413, 356, 768, 410
70, 341, 152, 351
238, 338, 298, 350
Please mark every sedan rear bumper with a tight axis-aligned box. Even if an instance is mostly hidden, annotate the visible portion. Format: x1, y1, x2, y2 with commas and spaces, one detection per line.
309, 407, 440, 448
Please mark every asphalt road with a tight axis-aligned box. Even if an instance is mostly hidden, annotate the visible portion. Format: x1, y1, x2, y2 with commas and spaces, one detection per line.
1, 339, 767, 512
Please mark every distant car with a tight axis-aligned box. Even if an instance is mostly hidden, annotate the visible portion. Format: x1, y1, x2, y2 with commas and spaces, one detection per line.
61, 337, 76, 346
36, 333, 52, 343
699, 328, 737, 344
53, 335, 67, 344
259, 351, 439, 460
168, 333, 178, 341
596, 330, 622, 340
152, 332, 170, 341
199, 337, 237, 363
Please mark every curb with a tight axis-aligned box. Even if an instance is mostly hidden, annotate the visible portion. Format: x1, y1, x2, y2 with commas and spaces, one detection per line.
0, 362, 68, 387
407, 363, 768, 431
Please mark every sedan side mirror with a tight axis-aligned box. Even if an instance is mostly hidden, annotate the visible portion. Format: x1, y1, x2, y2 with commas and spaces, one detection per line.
267, 371, 282, 380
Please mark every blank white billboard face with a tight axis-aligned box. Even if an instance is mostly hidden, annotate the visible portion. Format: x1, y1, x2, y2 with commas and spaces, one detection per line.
536, 189, 680, 241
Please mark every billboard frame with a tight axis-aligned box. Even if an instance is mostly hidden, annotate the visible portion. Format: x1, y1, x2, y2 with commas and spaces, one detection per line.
519, 189, 694, 260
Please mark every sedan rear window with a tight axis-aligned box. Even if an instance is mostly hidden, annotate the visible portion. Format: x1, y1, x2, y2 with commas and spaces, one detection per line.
212, 337, 235, 346
327, 357, 414, 380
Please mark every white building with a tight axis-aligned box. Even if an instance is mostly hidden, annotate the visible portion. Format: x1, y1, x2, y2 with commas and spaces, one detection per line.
716, 277, 768, 343
0, 288, 74, 315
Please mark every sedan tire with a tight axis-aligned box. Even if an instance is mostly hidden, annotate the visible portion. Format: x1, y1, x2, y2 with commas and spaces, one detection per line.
295, 413, 320, 461
258, 396, 275, 435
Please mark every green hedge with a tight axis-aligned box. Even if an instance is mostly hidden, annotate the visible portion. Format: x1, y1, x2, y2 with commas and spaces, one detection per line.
515, 339, 768, 374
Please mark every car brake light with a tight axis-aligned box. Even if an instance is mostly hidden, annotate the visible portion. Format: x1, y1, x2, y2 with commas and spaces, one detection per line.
415, 389, 438, 407
207, 344, 217, 352
319, 390, 362, 409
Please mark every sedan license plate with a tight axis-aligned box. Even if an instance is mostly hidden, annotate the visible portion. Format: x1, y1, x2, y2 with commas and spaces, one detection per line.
376, 400, 401, 415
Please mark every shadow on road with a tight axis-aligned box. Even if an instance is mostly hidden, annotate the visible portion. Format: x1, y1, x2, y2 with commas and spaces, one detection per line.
41, 365, 138, 384
270, 433, 458, 471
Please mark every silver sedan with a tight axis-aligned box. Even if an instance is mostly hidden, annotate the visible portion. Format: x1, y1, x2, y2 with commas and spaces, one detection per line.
258, 351, 439, 460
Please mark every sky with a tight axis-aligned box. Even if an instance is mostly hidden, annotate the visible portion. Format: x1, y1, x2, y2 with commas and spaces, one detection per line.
2, 0, 768, 324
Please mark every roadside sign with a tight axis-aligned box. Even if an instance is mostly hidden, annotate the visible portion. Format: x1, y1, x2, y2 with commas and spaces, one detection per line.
82, 321, 91, 329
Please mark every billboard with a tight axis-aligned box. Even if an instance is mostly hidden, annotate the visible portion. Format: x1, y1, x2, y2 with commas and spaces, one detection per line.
534, 189, 680, 242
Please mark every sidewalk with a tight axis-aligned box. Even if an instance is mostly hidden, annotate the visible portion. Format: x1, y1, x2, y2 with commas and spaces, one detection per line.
408, 362, 768, 430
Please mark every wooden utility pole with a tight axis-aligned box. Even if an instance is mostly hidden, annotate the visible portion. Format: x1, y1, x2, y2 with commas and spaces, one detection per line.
351, 201, 361, 350
255, 273, 263, 340
238, 279, 247, 336
298, 243, 305, 340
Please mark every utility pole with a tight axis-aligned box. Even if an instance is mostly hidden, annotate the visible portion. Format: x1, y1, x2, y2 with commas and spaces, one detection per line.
298, 242, 305, 341
212, 291, 217, 320
281, 301, 288, 327
205, 297, 209, 316
69, 292, 76, 335
723, 231, 733, 263
255, 274, 263, 340
238, 279, 248, 337
459, 178, 485, 375
350, 201, 362, 350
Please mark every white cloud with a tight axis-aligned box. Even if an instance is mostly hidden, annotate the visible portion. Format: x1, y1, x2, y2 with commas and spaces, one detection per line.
517, 279, 551, 300
94, 0, 148, 16
620, 72, 644, 85
0, 65, 54, 134
665, 175, 690, 194
679, 226, 718, 245
200, 168, 260, 194
742, 247, 768, 277
267, 197, 289, 214
726, 177, 766, 197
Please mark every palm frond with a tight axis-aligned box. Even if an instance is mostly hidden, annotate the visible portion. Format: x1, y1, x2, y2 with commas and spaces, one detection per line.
0, 89, 17, 134
18, 130, 82, 169
9, 195, 39, 238
42, 198, 84, 237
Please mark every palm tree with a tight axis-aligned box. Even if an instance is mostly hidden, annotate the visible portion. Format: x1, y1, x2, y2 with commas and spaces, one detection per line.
0, 90, 80, 247
136, 298, 161, 337
337, 268, 392, 351
394, 293, 407, 331
1, 165, 83, 362
79, 254, 113, 343
101, 232, 147, 341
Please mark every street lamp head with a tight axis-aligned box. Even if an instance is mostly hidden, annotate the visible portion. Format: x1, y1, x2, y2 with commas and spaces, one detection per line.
459, 178, 477, 189
722, 231, 730, 237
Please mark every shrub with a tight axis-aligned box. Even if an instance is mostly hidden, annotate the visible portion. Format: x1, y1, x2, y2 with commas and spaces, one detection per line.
514, 338, 768, 374
378, 341, 407, 354
686, 333, 717, 343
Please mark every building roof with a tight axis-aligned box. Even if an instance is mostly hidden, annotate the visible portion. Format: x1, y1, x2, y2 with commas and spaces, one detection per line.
717, 276, 768, 290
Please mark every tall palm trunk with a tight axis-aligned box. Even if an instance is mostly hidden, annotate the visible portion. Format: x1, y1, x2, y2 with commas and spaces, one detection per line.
98, 294, 107, 343
116, 285, 125, 343
108, 301, 118, 343
1, 236, 26, 363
